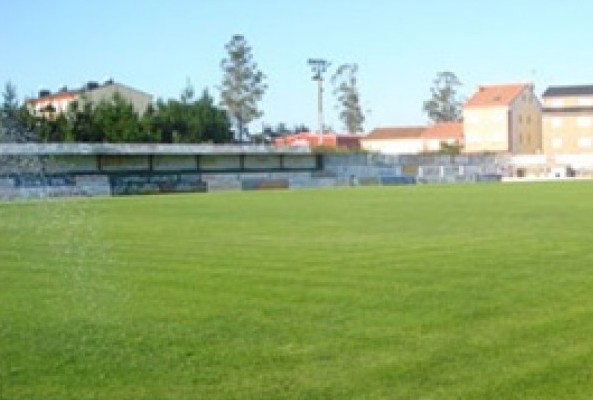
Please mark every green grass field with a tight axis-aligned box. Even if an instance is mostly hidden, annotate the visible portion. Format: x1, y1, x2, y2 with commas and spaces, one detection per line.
2, 183, 593, 399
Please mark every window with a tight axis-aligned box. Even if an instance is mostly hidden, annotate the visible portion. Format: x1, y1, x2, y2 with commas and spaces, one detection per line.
526, 115, 532, 124
518, 115, 523, 124
551, 138, 563, 149
577, 117, 592, 128
578, 137, 592, 148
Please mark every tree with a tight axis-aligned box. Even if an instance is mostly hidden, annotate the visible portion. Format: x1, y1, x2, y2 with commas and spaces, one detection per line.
331, 64, 365, 134
193, 89, 233, 143
180, 79, 195, 104
148, 86, 232, 144
69, 99, 102, 142
1, 81, 36, 143
92, 93, 143, 142
1, 81, 19, 121
220, 34, 267, 142
36, 112, 73, 142
423, 71, 463, 123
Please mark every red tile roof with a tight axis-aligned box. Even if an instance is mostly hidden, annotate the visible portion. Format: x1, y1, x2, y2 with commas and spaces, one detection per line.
465, 84, 529, 108
26, 91, 78, 105
421, 122, 463, 140
274, 133, 336, 147
274, 133, 363, 149
365, 126, 426, 140
335, 135, 362, 149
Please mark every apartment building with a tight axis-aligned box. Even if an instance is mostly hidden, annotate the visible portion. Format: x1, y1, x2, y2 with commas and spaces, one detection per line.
542, 85, 593, 155
26, 80, 153, 117
463, 84, 542, 154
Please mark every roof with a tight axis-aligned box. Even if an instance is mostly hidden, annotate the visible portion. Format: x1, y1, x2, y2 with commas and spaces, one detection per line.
274, 133, 336, 147
421, 122, 463, 140
465, 84, 529, 108
26, 91, 79, 105
335, 135, 362, 149
542, 85, 593, 97
25, 79, 152, 104
0, 143, 310, 156
364, 127, 426, 140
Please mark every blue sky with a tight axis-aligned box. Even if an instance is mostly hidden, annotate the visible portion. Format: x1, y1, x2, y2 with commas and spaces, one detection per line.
2, 0, 593, 133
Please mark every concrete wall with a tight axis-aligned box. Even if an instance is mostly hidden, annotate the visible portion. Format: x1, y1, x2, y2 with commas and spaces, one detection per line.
243, 155, 281, 170
153, 155, 197, 171
360, 138, 424, 155
100, 155, 150, 171
45, 155, 99, 173
13, 144, 590, 200
283, 154, 317, 169
200, 155, 242, 170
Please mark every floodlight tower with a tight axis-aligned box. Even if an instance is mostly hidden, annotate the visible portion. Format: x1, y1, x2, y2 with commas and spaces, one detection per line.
307, 58, 330, 140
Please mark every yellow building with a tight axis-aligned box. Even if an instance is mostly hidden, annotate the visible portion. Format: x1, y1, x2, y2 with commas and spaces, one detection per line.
463, 84, 542, 154
542, 85, 593, 155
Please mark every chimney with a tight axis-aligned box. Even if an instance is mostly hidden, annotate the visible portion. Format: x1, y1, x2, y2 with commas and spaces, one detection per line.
86, 81, 99, 90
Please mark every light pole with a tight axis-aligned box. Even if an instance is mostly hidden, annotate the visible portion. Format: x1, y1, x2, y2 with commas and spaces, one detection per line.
307, 58, 329, 143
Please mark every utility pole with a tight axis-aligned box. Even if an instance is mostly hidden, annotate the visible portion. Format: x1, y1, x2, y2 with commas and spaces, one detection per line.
307, 59, 329, 142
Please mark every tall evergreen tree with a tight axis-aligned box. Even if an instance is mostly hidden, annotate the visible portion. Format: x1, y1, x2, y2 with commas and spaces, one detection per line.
1, 81, 38, 142
331, 64, 365, 133
92, 93, 142, 142
149, 87, 232, 144
423, 71, 463, 123
194, 89, 233, 143
1, 81, 19, 120
219, 34, 267, 142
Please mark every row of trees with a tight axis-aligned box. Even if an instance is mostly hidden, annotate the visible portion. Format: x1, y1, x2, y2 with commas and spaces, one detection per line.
0, 82, 233, 143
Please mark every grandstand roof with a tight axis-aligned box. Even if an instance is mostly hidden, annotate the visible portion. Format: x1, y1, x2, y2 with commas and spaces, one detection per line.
0, 143, 311, 156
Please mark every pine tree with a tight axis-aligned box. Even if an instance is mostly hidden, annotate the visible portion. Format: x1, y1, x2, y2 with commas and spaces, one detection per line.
423, 71, 463, 123
331, 64, 365, 133
220, 34, 267, 142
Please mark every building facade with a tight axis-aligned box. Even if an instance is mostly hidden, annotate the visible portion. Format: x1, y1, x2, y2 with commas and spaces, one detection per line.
360, 127, 427, 155
26, 80, 153, 117
463, 84, 542, 154
360, 124, 462, 155
542, 85, 593, 155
